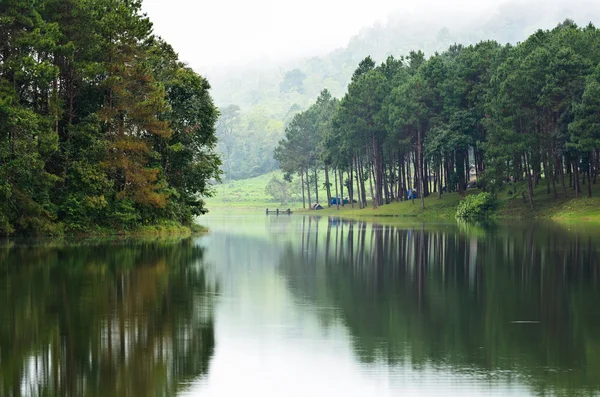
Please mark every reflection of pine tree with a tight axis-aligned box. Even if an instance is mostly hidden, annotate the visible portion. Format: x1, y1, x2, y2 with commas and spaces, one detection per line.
278, 219, 600, 392
0, 239, 217, 396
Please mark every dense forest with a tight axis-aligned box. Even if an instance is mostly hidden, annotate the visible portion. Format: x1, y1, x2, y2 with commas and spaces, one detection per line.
275, 21, 600, 210
0, 0, 221, 235
212, 0, 600, 181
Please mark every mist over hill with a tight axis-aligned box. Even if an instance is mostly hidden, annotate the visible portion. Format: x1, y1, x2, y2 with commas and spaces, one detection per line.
210, 0, 600, 181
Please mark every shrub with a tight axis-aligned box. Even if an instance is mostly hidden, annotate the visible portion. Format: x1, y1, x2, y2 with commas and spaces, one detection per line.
456, 192, 496, 220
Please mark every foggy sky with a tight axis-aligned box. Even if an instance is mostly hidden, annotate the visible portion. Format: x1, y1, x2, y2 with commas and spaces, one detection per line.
141, 0, 505, 71
142, 0, 595, 72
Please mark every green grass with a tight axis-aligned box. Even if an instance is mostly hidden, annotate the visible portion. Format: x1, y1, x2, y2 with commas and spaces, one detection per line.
57, 220, 208, 237
495, 180, 600, 220
206, 173, 600, 221
297, 191, 475, 220
207, 170, 328, 211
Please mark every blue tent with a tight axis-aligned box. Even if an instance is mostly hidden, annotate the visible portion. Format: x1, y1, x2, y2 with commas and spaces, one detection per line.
407, 189, 418, 199
330, 197, 350, 205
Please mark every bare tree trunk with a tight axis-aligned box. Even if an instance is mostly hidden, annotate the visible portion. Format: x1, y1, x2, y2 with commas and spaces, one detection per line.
396, 152, 402, 202
551, 153, 558, 199
407, 154, 412, 196
334, 168, 339, 210
358, 155, 367, 207
389, 150, 396, 202
383, 166, 390, 204
354, 154, 362, 208
574, 158, 580, 198
560, 156, 567, 198
523, 152, 535, 210
438, 159, 443, 199
418, 127, 425, 209
339, 168, 345, 207
587, 152, 592, 198
367, 148, 376, 209
368, 163, 376, 209
301, 171, 306, 208
325, 165, 332, 207
306, 168, 312, 209
367, 142, 378, 207
544, 157, 551, 194
349, 164, 355, 208
568, 157, 573, 188
314, 168, 319, 204
594, 149, 600, 185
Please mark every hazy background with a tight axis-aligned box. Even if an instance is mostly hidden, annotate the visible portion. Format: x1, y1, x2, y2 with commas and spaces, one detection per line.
142, 0, 597, 71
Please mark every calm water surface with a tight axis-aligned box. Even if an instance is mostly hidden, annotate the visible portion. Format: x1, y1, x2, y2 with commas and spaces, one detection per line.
1, 216, 599, 396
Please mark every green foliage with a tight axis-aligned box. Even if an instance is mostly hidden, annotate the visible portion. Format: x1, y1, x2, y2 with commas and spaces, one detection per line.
0, 0, 220, 235
456, 192, 496, 219
266, 20, 600, 217
265, 175, 292, 205
207, 4, 600, 183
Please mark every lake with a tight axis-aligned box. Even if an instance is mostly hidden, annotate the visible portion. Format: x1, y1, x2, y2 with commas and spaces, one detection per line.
1, 215, 599, 396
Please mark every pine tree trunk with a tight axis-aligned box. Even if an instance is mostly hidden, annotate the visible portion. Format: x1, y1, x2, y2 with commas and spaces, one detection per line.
403, 152, 413, 193
524, 152, 535, 210
587, 152, 592, 198
306, 168, 312, 209
574, 158, 580, 198
400, 153, 406, 202
559, 156, 567, 197
325, 165, 332, 207
544, 157, 551, 194
383, 166, 390, 204
594, 149, 600, 185
358, 155, 367, 207
354, 154, 362, 208
334, 168, 339, 210
456, 150, 465, 196
368, 153, 377, 209
418, 126, 424, 209
568, 157, 573, 188
314, 168, 319, 204
301, 172, 306, 208
367, 143, 377, 208
339, 168, 345, 207
438, 160, 443, 199
349, 164, 355, 208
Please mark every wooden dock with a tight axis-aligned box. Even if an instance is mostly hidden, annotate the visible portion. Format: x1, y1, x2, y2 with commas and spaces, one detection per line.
266, 208, 292, 215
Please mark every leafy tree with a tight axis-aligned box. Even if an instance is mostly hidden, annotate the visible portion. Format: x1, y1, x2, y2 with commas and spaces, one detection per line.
265, 174, 292, 205
279, 68, 306, 93
0, 0, 221, 235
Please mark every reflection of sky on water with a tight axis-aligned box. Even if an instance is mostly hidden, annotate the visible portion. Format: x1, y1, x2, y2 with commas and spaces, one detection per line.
182, 215, 532, 396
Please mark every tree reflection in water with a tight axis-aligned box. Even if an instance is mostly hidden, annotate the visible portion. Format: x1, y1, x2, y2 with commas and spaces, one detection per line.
0, 238, 216, 397
280, 218, 600, 396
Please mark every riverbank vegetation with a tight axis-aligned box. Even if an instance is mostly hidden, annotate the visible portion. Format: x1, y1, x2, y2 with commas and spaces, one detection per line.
206, 171, 600, 221
273, 21, 600, 218
0, 0, 221, 236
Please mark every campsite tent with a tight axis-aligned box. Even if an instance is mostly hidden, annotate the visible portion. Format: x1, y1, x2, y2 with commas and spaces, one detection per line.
311, 203, 324, 210
330, 197, 350, 205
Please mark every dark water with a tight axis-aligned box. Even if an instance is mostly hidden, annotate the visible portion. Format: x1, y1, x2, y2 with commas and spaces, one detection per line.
1, 217, 599, 396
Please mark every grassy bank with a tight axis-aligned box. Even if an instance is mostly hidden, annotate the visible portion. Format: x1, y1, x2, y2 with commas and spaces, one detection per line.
23, 221, 209, 238
306, 182, 600, 221
207, 174, 600, 221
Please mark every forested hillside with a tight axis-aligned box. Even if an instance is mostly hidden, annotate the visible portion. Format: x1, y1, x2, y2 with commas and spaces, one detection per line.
212, 0, 600, 180
274, 21, 600, 212
0, 0, 221, 235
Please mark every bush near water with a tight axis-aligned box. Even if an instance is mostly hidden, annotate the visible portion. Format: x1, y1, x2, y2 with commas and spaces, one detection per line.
456, 192, 496, 220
